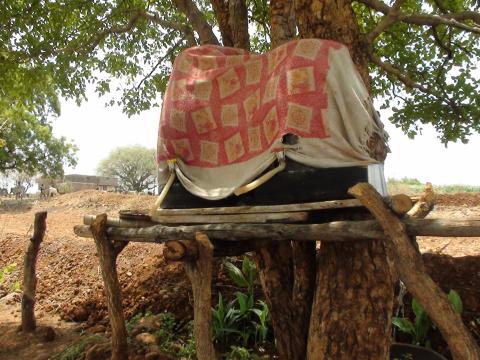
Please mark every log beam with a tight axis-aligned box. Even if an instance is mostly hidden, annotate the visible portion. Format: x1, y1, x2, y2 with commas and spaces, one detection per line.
74, 218, 480, 243
21, 211, 47, 332
91, 214, 129, 360
184, 233, 216, 360
349, 183, 480, 360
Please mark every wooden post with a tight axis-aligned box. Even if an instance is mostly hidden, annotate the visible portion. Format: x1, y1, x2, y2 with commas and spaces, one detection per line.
349, 183, 480, 360
91, 214, 129, 360
184, 232, 216, 360
21, 211, 47, 332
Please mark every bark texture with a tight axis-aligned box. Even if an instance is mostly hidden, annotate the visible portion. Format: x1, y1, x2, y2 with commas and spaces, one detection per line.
295, 0, 369, 85
21, 211, 47, 332
293, 1, 394, 358
307, 239, 393, 359
253, 6, 316, 358
184, 233, 216, 360
210, 0, 234, 46
91, 214, 128, 360
350, 183, 480, 360
270, 0, 296, 47
173, 0, 220, 45
208, 0, 249, 49
229, 0, 250, 49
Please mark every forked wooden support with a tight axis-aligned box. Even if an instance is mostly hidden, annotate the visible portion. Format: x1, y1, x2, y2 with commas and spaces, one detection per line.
91, 213, 129, 360
184, 232, 216, 360
349, 183, 480, 360
21, 211, 47, 332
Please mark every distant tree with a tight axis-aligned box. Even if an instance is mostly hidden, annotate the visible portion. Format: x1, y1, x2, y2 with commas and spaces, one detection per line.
6, 171, 34, 199
97, 146, 157, 192
0, 108, 77, 177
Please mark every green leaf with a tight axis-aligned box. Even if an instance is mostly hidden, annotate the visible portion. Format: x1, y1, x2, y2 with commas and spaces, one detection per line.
411, 299, 425, 319
392, 317, 416, 335
448, 289, 463, 315
225, 261, 249, 288
414, 311, 432, 345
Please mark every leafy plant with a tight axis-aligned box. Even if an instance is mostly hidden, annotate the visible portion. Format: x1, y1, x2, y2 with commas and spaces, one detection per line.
50, 335, 105, 360
0, 263, 21, 292
393, 290, 463, 347
0, 263, 17, 284
224, 256, 257, 297
154, 312, 177, 354
252, 300, 269, 343
213, 256, 272, 349
212, 292, 242, 345
226, 346, 252, 360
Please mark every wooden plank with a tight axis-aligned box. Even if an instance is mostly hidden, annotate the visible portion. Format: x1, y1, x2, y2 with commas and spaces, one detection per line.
84, 214, 156, 228
151, 211, 309, 224
154, 199, 363, 216
74, 218, 480, 243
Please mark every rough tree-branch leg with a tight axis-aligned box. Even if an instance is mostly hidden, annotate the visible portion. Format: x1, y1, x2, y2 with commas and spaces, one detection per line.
91, 214, 129, 360
184, 232, 216, 360
349, 183, 480, 360
21, 211, 47, 332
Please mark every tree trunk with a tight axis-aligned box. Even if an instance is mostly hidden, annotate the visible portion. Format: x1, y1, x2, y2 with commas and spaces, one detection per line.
253, 2, 316, 358
295, 0, 394, 358
307, 240, 393, 359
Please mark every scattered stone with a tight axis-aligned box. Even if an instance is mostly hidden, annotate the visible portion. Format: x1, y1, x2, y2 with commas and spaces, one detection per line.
144, 352, 176, 360
85, 342, 111, 360
138, 314, 162, 330
35, 326, 56, 342
71, 305, 89, 321
126, 271, 133, 277
135, 332, 157, 346
145, 351, 163, 360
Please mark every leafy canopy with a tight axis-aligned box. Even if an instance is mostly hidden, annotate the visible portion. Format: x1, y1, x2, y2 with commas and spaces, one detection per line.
96, 145, 157, 192
1, 0, 479, 146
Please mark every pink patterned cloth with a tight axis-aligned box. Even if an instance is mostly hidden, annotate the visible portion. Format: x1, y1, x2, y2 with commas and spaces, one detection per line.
157, 39, 387, 199
157, 39, 344, 166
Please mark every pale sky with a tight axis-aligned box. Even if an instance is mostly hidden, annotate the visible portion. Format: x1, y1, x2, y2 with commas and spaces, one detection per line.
53, 94, 480, 186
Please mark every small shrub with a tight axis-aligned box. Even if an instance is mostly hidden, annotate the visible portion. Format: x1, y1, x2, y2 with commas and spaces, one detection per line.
393, 289, 463, 347
213, 256, 272, 348
50, 334, 105, 360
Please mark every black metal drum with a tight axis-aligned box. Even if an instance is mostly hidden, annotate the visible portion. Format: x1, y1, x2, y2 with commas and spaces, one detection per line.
160, 161, 368, 209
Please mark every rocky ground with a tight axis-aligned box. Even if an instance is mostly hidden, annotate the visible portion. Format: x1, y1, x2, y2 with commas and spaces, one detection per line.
0, 190, 480, 359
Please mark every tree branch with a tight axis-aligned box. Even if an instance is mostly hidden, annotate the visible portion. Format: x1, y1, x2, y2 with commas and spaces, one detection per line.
172, 0, 220, 45
369, 51, 465, 121
137, 11, 196, 46
358, 0, 480, 35
210, 0, 234, 47
229, 0, 250, 49
366, 0, 406, 43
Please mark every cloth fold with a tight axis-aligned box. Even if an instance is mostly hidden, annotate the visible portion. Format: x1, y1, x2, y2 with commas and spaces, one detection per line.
157, 39, 388, 200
